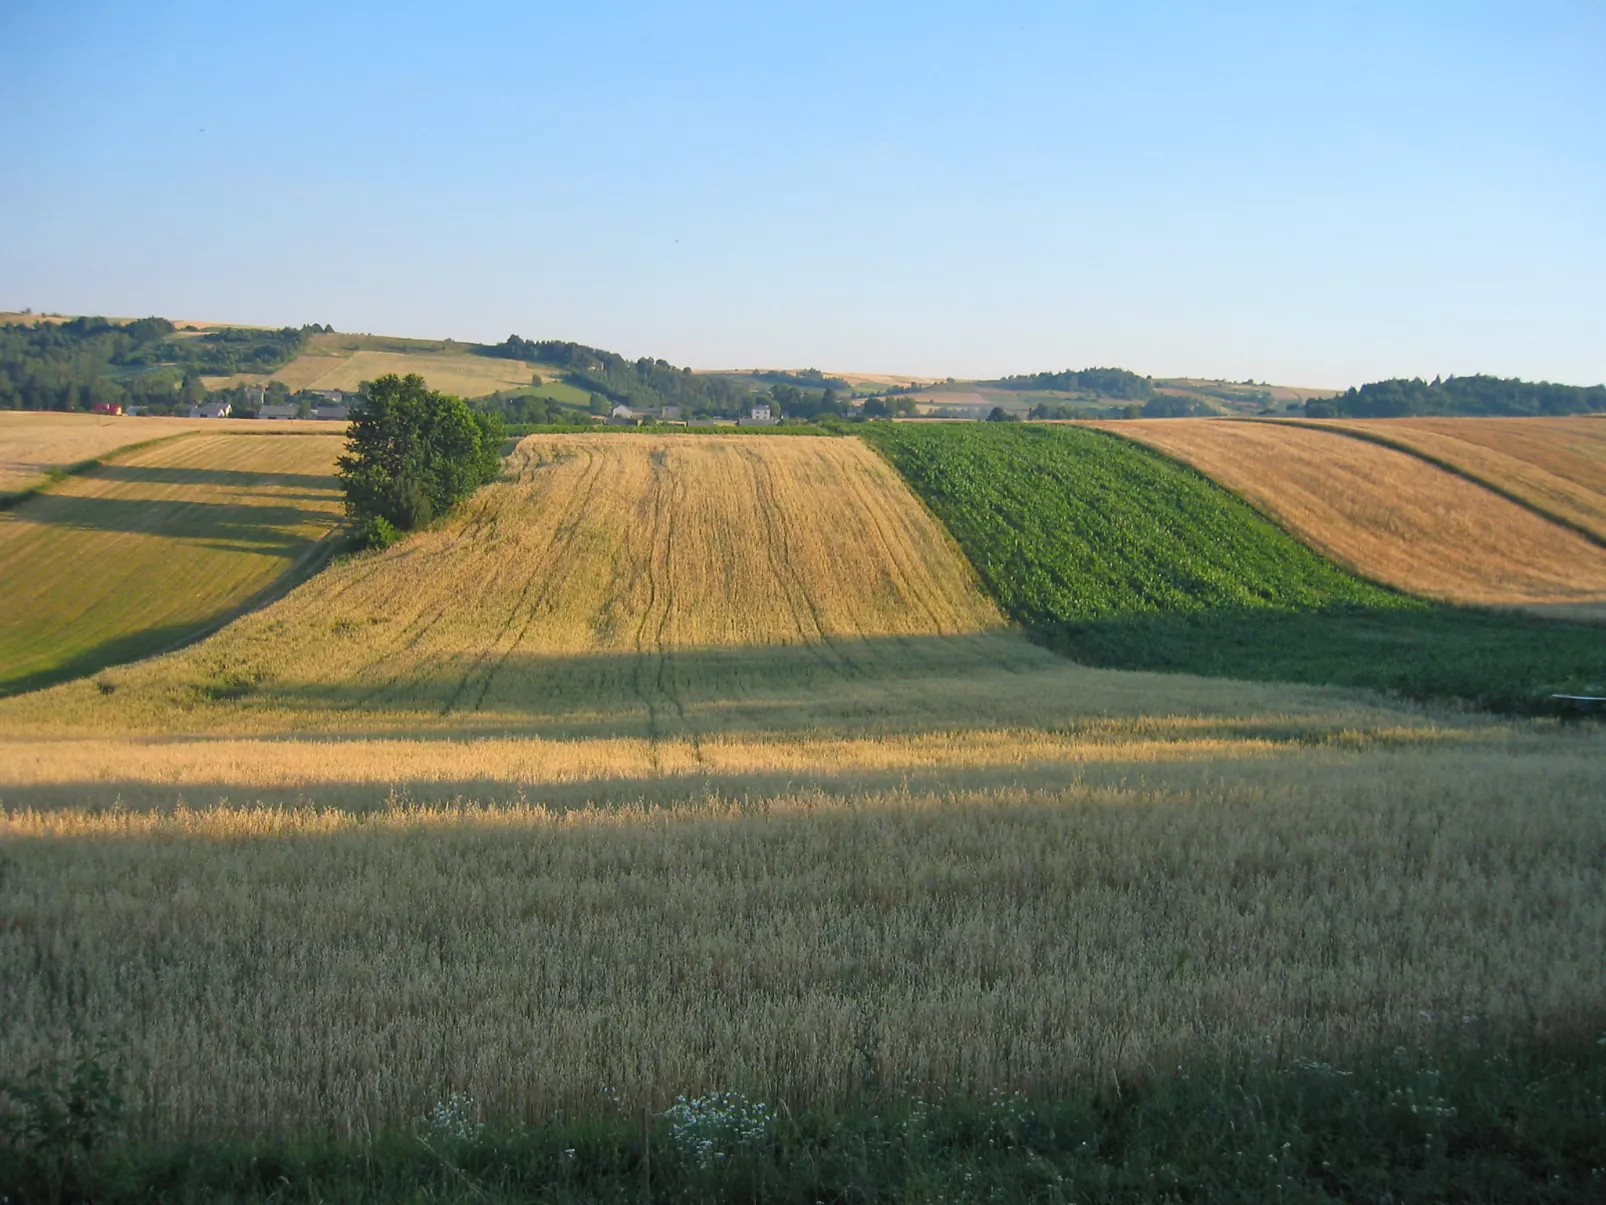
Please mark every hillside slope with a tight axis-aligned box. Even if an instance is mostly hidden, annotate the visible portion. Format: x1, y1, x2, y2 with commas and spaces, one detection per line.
867, 423, 1606, 710
0, 431, 345, 693
1105, 419, 1606, 620
1319, 416, 1606, 543
2, 434, 1016, 736
0, 432, 1450, 812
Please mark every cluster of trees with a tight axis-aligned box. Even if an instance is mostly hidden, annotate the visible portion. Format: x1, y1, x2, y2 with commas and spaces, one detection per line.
488, 336, 748, 417
1308, 375, 1606, 418
0, 317, 319, 412
766, 381, 845, 420
988, 367, 1155, 400
472, 389, 593, 428
860, 395, 920, 418
337, 374, 504, 546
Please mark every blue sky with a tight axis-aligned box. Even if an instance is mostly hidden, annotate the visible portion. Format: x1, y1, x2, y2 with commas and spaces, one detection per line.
1, 1, 1601, 386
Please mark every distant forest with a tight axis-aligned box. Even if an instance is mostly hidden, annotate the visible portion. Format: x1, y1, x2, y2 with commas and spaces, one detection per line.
0, 317, 316, 413
1309, 375, 1606, 418
987, 367, 1155, 400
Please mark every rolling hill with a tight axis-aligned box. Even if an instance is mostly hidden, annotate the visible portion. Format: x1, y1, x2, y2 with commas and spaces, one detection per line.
1314, 415, 1606, 543
866, 422, 1606, 710
1105, 418, 1606, 620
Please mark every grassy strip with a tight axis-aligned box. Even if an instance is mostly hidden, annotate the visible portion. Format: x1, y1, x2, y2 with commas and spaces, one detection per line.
862, 423, 1606, 711
1264, 417, 1606, 550
8, 1034, 1601, 1203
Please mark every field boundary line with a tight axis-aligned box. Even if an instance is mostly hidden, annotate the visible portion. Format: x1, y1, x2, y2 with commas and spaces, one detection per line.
130, 520, 352, 673
1256, 418, 1606, 551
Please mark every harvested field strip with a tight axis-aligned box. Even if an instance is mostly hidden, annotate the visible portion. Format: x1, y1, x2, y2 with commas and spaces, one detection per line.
0, 432, 346, 694
1310, 416, 1606, 544
1104, 419, 1606, 620
0, 434, 1010, 736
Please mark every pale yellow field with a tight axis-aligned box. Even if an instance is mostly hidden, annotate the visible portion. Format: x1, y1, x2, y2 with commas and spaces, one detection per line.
0, 410, 330, 495
5, 432, 1604, 1145
1102, 419, 1606, 619
209, 349, 539, 397
1326, 416, 1606, 542
0, 432, 345, 694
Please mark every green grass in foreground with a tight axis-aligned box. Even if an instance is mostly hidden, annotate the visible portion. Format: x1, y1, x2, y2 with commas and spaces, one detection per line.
863, 423, 1606, 713
7, 1035, 1601, 1203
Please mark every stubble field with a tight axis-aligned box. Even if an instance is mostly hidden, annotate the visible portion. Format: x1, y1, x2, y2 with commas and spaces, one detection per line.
3, 430, 1605, 1164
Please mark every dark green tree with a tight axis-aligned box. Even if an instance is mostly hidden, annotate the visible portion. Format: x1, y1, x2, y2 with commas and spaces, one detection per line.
337, 374, 503, 544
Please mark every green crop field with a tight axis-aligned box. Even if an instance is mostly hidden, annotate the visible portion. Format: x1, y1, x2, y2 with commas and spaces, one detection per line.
864, 422, 1606, 711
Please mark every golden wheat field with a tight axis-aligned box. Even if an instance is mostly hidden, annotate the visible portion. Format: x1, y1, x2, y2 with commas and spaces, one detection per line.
0, 431, 345, 694
4, 431, 1605, 1144
1326, 416, 1606, 542
1102, 418, 1606, 619
0, 411, 329, 496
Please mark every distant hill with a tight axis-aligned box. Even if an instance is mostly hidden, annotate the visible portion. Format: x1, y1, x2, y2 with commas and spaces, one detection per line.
1310, 375, 1606, 418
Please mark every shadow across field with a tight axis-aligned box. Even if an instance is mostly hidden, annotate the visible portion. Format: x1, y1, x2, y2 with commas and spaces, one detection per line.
1046, 603, 1606, 715
0, 622, 206, 699
87, 463, 341, 492
12, 493, 336, 549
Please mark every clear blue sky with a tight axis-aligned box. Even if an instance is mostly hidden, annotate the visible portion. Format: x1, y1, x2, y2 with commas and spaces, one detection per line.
1, 1, 1601, 386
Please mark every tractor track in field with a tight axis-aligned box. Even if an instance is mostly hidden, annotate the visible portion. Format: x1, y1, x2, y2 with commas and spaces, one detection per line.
738, 443, 864, 681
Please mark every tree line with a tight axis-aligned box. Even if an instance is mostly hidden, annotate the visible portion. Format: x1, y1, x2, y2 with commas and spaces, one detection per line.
0, 317, 320, 413
986, 367, 1155, 400
487, 336, 750, 417
1308, 374, 1606, 418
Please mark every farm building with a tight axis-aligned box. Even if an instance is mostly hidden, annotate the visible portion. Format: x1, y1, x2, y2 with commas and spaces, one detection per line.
258, 403, 300, 420
738, 402, 778, 427
90, 401, 124, 416
188, 401, 232, 419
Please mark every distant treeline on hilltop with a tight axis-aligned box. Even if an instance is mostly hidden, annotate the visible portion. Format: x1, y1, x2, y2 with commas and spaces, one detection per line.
490, 336, 745, 415
987, 367, 1155, 400
0, 317, 321, 413
1309, 374, 1606, 418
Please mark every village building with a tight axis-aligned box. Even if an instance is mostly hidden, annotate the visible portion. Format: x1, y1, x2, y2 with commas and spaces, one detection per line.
188, 401, 232, 419
738, 401, 778, 427
258, 403, 300, 420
